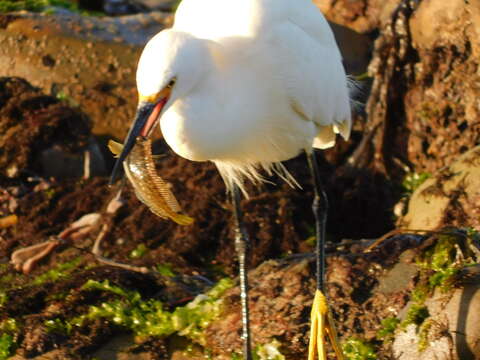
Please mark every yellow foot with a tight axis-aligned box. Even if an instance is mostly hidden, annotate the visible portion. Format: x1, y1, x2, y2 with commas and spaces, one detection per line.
307, 289, 344, 360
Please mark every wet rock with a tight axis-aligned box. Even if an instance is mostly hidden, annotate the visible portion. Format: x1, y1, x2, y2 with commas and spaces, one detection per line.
169, 337, 205, 360
0, 11, 171, 140
401, 146, 480, 231
39, 137, 108, 178
103, 0, 149, 16
91, 333, 162, 360
136, 0, 178, 12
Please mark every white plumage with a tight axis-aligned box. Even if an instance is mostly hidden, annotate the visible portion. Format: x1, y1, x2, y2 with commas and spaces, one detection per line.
135, 0, 351, 193
108, 2, 352, 359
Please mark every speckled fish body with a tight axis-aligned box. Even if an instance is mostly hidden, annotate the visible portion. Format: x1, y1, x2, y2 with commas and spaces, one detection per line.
109, 137, 193, 225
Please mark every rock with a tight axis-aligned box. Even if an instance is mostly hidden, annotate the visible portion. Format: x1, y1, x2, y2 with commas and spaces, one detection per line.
91, 334, 155, 360
363, 0, 480, 179
393, 282, 480, 360
103, 0, 149, 16
376, 249, 417, 294
0, 11, 171, 140
205, 236, 421, 358
169, 337, 206, 360
401, 146, 480, 231
0, 77, 95, 178
38, 137, 108, 178
314, 0, 401, 33
134, 0, 178, 12
405, 0, 480, 175
10, 349, 74, 360
392, 323, 453, 360
205, 258, 315, 358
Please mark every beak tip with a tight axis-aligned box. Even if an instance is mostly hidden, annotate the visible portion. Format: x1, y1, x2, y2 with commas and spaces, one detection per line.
108, 100, 155, 187
109, 160, 124, 185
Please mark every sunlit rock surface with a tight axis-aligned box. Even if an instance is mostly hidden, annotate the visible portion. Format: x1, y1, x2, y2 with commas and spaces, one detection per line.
401, 146, 480, 231
0, 11, 171, 139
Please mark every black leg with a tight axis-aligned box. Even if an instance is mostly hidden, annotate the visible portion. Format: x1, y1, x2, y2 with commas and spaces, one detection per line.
306, 150, 328, 292
231, 185, 253, 360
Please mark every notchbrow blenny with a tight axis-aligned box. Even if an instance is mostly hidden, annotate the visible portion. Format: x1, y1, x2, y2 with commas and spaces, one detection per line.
109, 137, 194, 225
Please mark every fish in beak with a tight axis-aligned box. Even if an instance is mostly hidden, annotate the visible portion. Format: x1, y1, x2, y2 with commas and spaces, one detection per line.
109, 89, 171, 185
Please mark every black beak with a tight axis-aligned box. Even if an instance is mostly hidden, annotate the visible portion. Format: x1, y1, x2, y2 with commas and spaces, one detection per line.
109, 102, 155, 185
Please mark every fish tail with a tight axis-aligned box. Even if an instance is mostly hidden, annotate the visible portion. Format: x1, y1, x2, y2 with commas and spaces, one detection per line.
171, 213, 194, 226
108, 140, 124, 157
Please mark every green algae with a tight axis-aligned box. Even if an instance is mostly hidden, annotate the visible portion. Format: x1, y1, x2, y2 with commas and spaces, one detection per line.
0, 0, 78, 13
377, 317, 400, 340
342, 338, 376, 360
402, 172, 431, 196
156, 263, 176, 277
32, 256, 82, 285
0, 292, 7, 307
230, 341, 286, 360
129, 243, 149, 259
0, 334, 14, 360
0, 0, 105, 15
418, 230, 478, 292
0, 319, 19, 360
71, 277, 234, 345
402, 304, 429, 329
417, 318, 434, 352
254, 339, 286, 360
44, 318, 72, 335
398, 229, 479, 351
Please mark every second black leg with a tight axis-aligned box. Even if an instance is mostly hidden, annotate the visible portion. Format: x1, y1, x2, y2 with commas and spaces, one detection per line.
306, 150, 328, 292
231, 184, 253, 360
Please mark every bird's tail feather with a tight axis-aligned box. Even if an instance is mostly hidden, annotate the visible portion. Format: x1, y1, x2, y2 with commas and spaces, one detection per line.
214, 160, 300, 198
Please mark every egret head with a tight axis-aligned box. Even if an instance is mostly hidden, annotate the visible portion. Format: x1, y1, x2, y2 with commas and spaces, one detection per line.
110, 29, 213, 183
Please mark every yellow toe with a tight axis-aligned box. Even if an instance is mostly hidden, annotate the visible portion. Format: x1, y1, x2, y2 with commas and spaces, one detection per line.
307, 289, 344, 360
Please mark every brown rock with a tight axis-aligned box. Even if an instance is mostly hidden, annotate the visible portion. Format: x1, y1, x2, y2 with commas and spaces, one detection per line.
314, 0, 401, 33
355, 0, 480, 198
0, 11, 171, 140
401, 146, 480, 231
405, 0, 480, 175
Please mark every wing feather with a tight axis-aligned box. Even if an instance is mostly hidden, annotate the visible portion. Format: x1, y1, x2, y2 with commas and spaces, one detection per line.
175, 0, 351, 147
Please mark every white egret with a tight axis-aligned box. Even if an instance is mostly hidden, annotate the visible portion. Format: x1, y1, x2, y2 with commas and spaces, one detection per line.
110, 0, 351, 359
